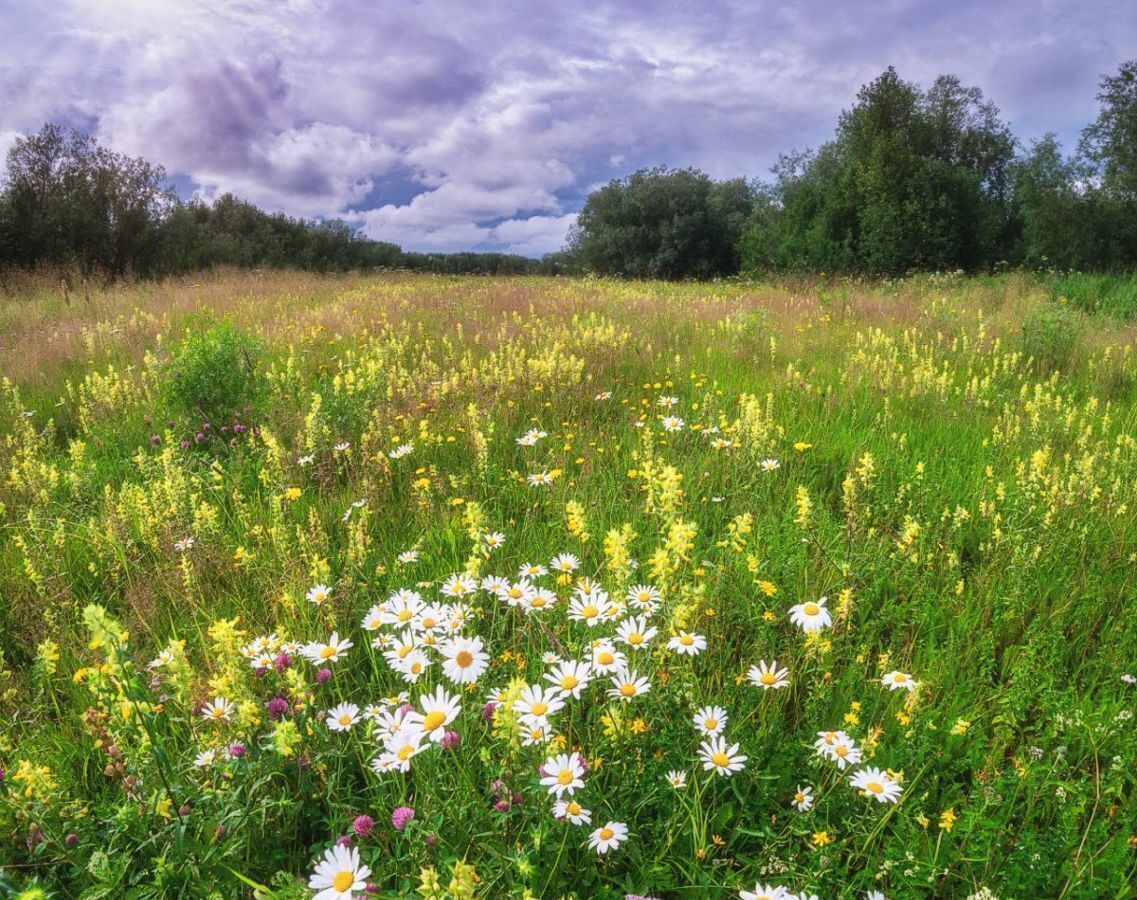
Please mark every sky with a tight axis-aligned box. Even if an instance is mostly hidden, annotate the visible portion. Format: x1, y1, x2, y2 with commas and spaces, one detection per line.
1, 0, 1134, 257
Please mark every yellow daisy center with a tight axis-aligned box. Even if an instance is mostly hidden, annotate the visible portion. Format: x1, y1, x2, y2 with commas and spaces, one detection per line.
397, 609, 413, 622
531, 597, 546, 607
456, 650, 474, 668
803, 603, 820, 616
866, 780, 884, 794
712, 752, 730, 768
893, 674, 907, 683
679, 635, 693, 645
581, 604, 599, 619
760, 672, 777, 685
567, 801, 581, 815
795, 792, 805, 804
560, 675, 579, 690
628, 633, 643, 645
704, 717, 718, 730
508, 588, 522, 599
397, 745, 414, 761
320, 646, 337, 659
557, 769, 574, 785
338, 714, 353, 726
530, 702, 548, 716
333, 870, 355, 891
597, 652, 614, 665
599, 827, 615, 840
211, 707, 225, 718
836, 745, 848, 757
421, 617, 436, 628
619, 683, 636, 697
422, 711, 446, 731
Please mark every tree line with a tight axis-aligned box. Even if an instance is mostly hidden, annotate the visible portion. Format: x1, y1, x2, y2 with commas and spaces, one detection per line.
0, 125, 545, 279
568, 62, 1137, 277
2, 60, 1134, 282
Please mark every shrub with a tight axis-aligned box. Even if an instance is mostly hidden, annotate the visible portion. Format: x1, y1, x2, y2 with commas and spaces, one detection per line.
165, 319, 263, 423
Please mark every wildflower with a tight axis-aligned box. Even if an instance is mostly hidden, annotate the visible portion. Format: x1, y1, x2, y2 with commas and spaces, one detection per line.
616, 615, 658, 650
595, 391, 612, 400
589, 641, 626, 674
693, 705, 728, 737
667, 630, 707, 656
353, 815, 375, 838
483, 532, 506, 550
552, 798, 592, 825
939, 807, 958, 831
413, 685, 462, 741
519, 561, 548, 578
528, 471, 555, 487
540, 752, 586, 797
607, 667, 651, 702
327, 703, 361, 732
568, 594, 610, 626
747, 659, 790, 690
397, 549, 420, 564
658, 395, 679, 407
760, 459, 780, 471
316, 667, 333, 684
850, 767, 902, 803
545, 660, 593, 698
265, 697, 290, 720
439, 730, 460, 751
789, 597, 832, 633
375, 727, 428, 773
193, 750, 217, 768
514, 684, 566, 728
516, 428, 548, 446
440, 573, 477, 599
1122, 674, 1136, 685
950, 718, 971, 735
298, 454, 315, 465
792, 785, 814, 811
550, 553, 580, 573
815, 731, 862, 770
661, 416, 685, 432
882, 671, 916, 692
307, 584, 332, 606
174, 536, 195, 552
588, 821, 628, 854
740, 885, 793, 900
391, 806, 416, 831
227, 742, 247, 758
699, 736, 747, 776
302, 632, 354, 666
440, 636, 489, 684
666, 770, 688, 789
202, 697, 235, 722
388, 444, 414, 459
309, 843, 371, 899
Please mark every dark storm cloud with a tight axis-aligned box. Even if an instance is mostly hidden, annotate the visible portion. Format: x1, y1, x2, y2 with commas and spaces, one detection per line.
1, 0, 1134, 255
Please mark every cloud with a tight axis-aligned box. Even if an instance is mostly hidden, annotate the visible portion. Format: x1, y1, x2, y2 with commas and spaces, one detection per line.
2, 0, 1135, 255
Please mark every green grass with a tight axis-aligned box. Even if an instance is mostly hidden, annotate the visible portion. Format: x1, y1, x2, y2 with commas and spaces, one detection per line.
0, 270, 1134, 899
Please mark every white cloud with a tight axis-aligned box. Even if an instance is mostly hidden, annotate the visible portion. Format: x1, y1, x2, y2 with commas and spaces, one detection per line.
2, 0, 1135, 254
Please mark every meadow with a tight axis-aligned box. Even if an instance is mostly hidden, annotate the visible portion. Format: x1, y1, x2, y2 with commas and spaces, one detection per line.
0, 270, 1134, 899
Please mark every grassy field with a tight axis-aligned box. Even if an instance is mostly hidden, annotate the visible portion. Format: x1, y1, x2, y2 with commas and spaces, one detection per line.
0, 270, 1134, 899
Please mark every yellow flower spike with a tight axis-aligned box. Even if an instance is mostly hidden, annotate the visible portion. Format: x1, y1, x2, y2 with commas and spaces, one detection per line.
939, 808, 957, 832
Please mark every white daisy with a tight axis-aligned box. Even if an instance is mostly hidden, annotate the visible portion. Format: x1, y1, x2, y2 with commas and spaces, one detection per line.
308, 843, 371, 899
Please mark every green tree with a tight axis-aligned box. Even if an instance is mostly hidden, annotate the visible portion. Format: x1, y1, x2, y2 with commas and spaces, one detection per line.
568, 167, 755, 278
1079, 59, 1137, 199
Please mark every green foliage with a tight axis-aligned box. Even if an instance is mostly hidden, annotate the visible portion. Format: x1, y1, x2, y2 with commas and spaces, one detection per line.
164, 319, 263, 422
568, 167, 755, 278
1020, 301, 1081, 371
740, 69, 1016, 275
1046, 272, 1137, 317
0, 274, 1136, 897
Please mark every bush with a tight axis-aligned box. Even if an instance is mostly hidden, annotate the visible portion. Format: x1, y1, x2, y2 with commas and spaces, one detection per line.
1021, 301, 1081, 372
165, 319, 263, 423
